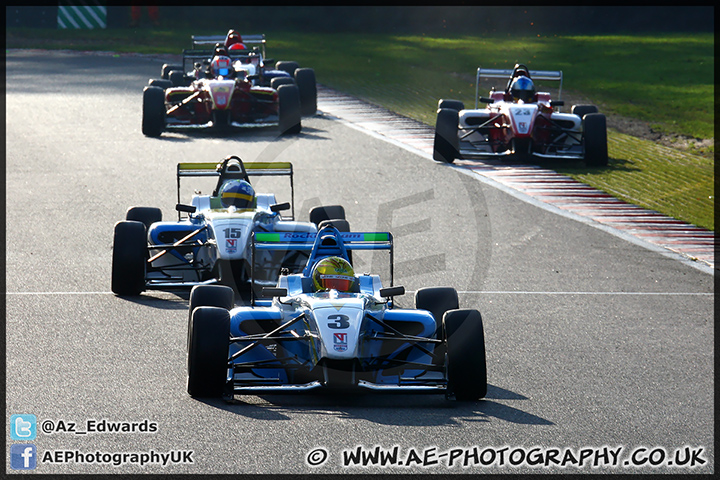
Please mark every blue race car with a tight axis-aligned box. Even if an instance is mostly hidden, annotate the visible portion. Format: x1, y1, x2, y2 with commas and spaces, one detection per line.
186, 225, 488, 401
111, 155, 348, 296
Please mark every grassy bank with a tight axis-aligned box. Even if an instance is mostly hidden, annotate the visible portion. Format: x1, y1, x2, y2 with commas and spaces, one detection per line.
6, 28, 715, 230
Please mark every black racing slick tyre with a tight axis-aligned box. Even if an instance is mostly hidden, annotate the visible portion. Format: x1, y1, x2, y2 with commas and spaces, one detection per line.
111, 221, 147, 296
438, 99, 465, 111
187, 306, 230, 398
270, 77, 294, 90
583, 113, 609, 167
309, 205, 346, 226
142, 86, 166, 137
278, 84, 302, 135
295, 68, 317, 116
275, 60, 299, 77
148, 79, 172, 89
126, 206, 162, 230
444, 309, 487, 401
571, 104, 599, 119
188, 285, 235, 352
161, 64, 182, 79
433, 108, 459, 163
169, 70, 188, 87
414, 287, 459, 341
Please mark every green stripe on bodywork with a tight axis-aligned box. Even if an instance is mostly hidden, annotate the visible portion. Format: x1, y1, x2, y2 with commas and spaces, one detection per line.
254, 233, 281, 242
362, 233, 389, 241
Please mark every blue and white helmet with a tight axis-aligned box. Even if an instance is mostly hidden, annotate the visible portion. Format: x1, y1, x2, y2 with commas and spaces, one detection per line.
219, 180, 255, 209
510, 76, 535, 103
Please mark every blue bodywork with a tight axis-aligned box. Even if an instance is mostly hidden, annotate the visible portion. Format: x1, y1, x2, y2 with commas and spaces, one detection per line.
224, 227, 446, 393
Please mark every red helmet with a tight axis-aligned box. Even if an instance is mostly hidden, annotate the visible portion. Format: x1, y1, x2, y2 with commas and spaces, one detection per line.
228, 42, 246, 52
225, 29, 243, 49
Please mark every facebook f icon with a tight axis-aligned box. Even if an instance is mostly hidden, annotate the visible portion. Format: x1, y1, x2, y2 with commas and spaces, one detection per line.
10, 414, 36, 440
10, 444, 37, 470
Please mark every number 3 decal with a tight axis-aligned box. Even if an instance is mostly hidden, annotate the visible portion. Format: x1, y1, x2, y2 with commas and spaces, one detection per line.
327, 314, 350, 329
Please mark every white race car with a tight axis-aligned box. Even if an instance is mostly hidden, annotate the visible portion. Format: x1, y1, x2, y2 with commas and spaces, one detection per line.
434, 63, 608, 166
111, 155, 348, 296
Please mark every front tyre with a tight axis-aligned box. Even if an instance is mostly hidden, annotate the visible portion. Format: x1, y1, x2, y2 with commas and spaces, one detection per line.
111, 221, 147, 295
126, 206, 162, 230
187, 306, 231, 398
583, 113, 608, 167
187, 285, 235, 351
142, 86, 165, 137
433, 108, 459, 163
445, 309, 487, 401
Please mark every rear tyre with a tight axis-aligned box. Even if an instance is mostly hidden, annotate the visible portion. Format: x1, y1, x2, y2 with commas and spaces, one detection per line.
169, 70, 189, 87
111, 221, 147, 295
187, 307, 230, 398
126, 206, 162, 230
433, 108, 459, 163
275, 61, 299, 77
278, 84, 302, 135
162, 64, 183, 79
444, 309, 487, 401
188, 285, 235, 351
295, 68, 317, 116
583, 113, 608, 167
571, 104, 599, 119
142, 86, 166, 137
270, 77, 294, 90
438, 99, 465, 111
414, 287, 459, 341
309, 205, 346, 226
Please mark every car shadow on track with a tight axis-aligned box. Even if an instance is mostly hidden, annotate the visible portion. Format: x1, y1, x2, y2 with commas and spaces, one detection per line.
193, 383, 553, 426
148, 121, 331, 143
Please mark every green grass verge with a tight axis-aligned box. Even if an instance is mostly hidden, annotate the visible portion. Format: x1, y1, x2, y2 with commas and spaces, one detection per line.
7, 28, 714, 230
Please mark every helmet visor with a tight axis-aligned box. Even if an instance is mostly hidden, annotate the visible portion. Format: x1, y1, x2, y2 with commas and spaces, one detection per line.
217, 67, 230, 76
320, 274, 354, 291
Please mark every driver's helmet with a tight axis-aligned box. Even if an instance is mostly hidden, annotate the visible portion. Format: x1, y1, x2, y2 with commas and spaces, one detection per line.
228, 42, 246, 52
225, 29, 244, 49
312, 256, 356, 292
210, 55, 233, 77
510, 76, 535, 103
218, 180, 255, 209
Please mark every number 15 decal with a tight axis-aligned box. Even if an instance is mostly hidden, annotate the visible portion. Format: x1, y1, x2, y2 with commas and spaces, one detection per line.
327, 314, 350, 329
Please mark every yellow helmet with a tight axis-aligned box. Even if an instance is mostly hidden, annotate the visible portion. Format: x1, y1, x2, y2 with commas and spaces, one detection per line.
312, 256, 355, 292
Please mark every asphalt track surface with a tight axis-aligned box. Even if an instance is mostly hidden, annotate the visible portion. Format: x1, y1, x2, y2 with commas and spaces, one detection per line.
5, 50, 715, 475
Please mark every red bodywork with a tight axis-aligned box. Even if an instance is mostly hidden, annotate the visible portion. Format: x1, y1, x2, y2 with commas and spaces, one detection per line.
165, 78, 278, 126
484, 91, 555, 153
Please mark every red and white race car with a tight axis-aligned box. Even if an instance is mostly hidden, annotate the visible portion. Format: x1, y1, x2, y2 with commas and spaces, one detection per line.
142, 37, 303, 137
433, 63, 608, 166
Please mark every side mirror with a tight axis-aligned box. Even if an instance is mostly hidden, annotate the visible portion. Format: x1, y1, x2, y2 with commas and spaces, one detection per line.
262, 287, 287, 298
247, 74, 259, 81
264, 58, 275, 64
270, 202, 290, 213
379, 286, 405, 298
176, 203, 197, 213
480, 97, 495, 104
551, 100, 564, 107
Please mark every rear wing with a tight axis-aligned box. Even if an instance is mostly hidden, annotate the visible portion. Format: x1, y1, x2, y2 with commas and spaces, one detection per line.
176, 158, 295, 219
181, 34, 267, 72
251, 228, 395, 294
474, 67, 563, 108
